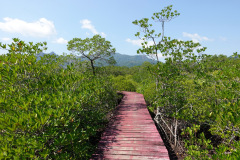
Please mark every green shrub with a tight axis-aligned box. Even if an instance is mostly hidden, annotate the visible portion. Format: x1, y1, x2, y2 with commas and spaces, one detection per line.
0, 39, 118, 159
111, 75, 137, 92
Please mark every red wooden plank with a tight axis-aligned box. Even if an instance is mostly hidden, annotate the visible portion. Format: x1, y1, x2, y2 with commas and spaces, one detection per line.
99, 139, 164, 144
97, 142, 166, 148
90, 91, 169, 160
96, 150, 169, 156
100, 137, 163, 142
110, 129, 158, 132
96, 146, 168, 151
108, 132, 159, 134
91, 154, 170, 160
98, 140, 164, 145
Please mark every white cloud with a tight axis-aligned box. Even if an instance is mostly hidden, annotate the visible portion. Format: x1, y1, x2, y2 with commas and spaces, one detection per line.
80, 19, 106, 37
126, 38, 154, 47
53, 37, 68, 44
126, 38, 143, 46
149, 53, 166, 59
1, 37, 11, 42
0, 17, 57, 37
148, 41, 154, 46
183, 32, 213, 43
100, 32, 106, 38
80, 19, 98, 34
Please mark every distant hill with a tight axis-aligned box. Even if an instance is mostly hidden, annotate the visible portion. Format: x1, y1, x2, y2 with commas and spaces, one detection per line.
36, 52, 156, 67
36, 52, 57, 61
113, 53, 156, 67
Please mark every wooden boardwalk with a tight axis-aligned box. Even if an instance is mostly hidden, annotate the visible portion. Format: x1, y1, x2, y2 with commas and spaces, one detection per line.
91, 91, 169, 160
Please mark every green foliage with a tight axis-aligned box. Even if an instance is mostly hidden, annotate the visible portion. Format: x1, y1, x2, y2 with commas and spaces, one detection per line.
137, 53, 240, 159
139, 82, 157, 107
132, 5, 185, 62
67, 35, 116, 75
111, 75, 137, 92
100, 66, 134, 76
0, 38, 118, 159
132, 5, 240, 159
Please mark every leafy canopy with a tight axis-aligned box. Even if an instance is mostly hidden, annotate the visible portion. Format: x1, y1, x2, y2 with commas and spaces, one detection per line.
132, 5, 207, 63
67, 35, 116, 75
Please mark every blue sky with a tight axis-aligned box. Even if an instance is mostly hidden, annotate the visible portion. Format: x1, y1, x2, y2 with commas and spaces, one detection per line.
0, 0, 239, 59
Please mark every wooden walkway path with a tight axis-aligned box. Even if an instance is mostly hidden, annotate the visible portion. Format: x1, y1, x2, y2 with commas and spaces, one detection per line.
91, 91, 169, 160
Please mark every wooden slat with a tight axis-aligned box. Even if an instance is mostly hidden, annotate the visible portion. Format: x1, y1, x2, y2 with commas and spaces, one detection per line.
90, 91, 169, 160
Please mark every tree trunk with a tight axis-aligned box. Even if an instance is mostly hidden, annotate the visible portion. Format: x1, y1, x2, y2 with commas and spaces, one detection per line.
90, 60, 95, 76
174, 118, 178, 148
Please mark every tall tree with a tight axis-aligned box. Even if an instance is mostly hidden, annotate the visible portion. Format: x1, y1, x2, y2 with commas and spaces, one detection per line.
132, 5, 181, 62
67, 35, 116, 75
132, 5, 207, 148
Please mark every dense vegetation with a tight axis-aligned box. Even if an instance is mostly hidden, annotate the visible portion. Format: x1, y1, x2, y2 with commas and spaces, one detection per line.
1, 5, 239, 160
137, 54, 240, 159
1, 42, 239, 160
0, 38, 119, 159
129, 5, 240, 159
104, 54, 240, 159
